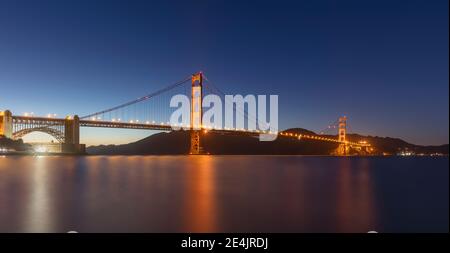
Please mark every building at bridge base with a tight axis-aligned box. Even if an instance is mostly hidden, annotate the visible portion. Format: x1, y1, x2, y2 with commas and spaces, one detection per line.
336, 143, 349, 156
333, 144, 373, 156
61, 143, 85, 154
29, 143, 85, 154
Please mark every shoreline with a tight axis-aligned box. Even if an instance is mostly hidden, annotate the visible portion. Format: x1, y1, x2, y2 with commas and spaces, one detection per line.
1, 152, 447, 157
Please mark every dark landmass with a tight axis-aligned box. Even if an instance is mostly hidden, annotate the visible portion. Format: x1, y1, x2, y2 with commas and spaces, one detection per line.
0, 135, 32, 152
86, 128, 449, 155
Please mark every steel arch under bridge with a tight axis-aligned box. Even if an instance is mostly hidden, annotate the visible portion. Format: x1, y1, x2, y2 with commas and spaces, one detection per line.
13, 126, 65, 143
11, 116, 67, 143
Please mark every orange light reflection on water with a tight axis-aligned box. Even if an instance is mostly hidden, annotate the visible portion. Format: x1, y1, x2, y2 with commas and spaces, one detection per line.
336, 158, 377, 232
182, 155, 219, 232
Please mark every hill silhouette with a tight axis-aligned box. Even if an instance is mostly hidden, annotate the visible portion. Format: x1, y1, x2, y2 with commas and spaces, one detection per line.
86, 128, 449, 155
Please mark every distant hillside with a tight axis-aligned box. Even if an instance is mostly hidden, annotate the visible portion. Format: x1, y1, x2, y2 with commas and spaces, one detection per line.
86, 128, 449, 155
345, 133, 449, 154
87, 130, 190, 155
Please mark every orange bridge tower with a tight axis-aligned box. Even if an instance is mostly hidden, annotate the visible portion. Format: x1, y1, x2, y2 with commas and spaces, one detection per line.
190, 72, 203, 154
337, 116, 347, 155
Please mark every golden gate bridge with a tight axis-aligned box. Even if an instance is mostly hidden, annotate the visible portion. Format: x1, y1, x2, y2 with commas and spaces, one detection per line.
0, 72, 371, 155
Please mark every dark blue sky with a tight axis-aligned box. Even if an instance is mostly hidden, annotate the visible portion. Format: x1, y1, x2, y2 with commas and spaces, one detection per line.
0, 0, 448, 145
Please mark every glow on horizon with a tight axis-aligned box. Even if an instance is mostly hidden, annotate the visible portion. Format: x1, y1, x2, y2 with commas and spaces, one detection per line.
22, 129, 164, 146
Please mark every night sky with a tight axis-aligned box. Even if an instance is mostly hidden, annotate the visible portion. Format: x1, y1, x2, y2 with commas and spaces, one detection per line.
0, 0, 448, 145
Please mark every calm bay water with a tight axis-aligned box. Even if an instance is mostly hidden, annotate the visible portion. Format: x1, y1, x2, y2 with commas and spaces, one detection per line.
0, 155, 448, 233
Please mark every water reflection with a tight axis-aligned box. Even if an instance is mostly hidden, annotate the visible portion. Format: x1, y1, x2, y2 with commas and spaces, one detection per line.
335, 158, 376, 232
182, 156, 218, 232
23, 156, 55, 232
0, 156, 447, 232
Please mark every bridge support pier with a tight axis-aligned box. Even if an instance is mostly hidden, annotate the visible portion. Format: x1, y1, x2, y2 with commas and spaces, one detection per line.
190, 130, 201, 155
0, 110, 13, 139
64, 115, 80, 145
63, 115, 85, 153
337, 144, 347, 156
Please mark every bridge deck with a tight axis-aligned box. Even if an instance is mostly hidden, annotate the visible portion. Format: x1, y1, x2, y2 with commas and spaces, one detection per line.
11, 116, 370, 147
13, 115, 65, 124
80, 120, 173, 131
